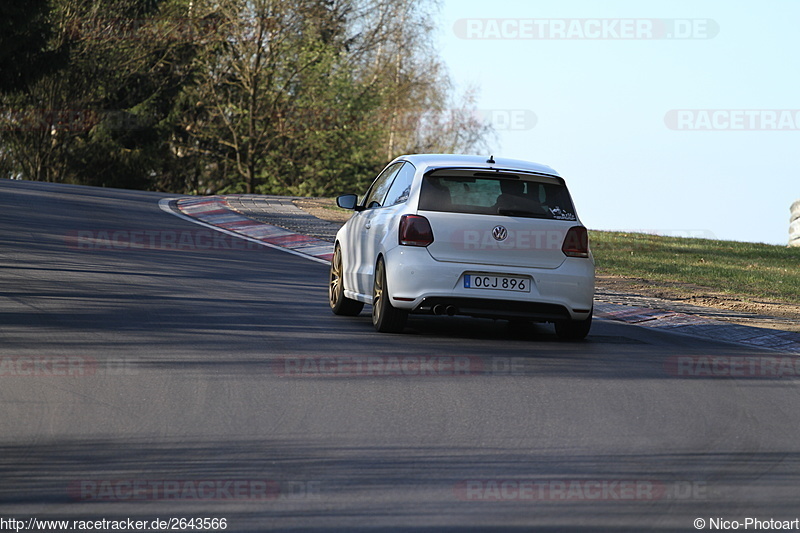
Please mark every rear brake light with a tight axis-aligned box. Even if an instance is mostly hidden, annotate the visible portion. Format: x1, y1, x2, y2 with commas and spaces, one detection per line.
562, 226, 589, 258
399, 215, 434, 247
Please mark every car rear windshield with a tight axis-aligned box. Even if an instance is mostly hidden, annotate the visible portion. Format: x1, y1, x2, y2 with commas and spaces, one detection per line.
418, 173, 578, 221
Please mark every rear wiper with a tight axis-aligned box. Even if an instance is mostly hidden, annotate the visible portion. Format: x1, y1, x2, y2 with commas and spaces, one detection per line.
497, 209, 546, 218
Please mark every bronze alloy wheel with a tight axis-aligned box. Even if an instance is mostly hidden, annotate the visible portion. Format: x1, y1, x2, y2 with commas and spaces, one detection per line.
329, 245, 363, 316
372, 258, 408, 333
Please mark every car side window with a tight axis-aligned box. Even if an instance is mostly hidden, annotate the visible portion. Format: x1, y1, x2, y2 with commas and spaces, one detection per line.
383, 163, 415, 207
363, 163, 402, 209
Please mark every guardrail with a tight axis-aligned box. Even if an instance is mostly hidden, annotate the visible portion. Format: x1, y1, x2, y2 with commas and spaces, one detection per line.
791, 199, 800, 247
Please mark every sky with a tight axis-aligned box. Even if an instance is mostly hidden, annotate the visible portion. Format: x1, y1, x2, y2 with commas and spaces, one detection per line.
437, 0, 799, 245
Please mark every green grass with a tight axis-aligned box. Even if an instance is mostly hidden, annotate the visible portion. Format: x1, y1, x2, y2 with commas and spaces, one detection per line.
590, 231, 800, 304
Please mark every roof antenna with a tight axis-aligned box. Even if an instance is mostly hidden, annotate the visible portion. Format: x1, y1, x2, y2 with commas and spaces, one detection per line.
487, 155, 495, 164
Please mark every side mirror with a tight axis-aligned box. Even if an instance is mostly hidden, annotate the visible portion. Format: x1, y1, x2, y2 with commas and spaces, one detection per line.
336, 194, 361, 210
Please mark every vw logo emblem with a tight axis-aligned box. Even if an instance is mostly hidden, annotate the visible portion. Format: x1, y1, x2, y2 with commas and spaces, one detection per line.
492, 225, 508, 241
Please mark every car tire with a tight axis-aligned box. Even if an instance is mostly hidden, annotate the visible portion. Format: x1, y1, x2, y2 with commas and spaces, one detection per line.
554, 310, 592, 341
372, 257, 408, 333
329, 244, 364, 316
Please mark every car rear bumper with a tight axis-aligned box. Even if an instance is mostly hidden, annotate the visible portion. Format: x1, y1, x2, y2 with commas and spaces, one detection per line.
413, 296, 575, 321
384, 246, 594, 321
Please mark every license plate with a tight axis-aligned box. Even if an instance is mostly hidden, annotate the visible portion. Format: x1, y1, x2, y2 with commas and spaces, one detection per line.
463, 274, 531, 292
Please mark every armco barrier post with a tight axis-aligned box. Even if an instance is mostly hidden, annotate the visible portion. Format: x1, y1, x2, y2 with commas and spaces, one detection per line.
791, 200, 800, 247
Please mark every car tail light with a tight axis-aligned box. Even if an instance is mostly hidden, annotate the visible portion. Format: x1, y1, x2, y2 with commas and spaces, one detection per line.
562, 226, 590, 258
399, 215, 434, 247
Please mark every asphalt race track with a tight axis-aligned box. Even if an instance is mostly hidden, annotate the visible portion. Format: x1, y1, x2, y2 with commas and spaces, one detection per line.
2, 179, 800, 531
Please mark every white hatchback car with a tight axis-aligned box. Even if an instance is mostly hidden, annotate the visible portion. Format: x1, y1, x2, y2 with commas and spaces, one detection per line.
329, 154, 595, 339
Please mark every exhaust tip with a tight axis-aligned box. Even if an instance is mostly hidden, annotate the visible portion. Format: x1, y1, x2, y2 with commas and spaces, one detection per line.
432, 304, 446, 315
446, 305, 458, 316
